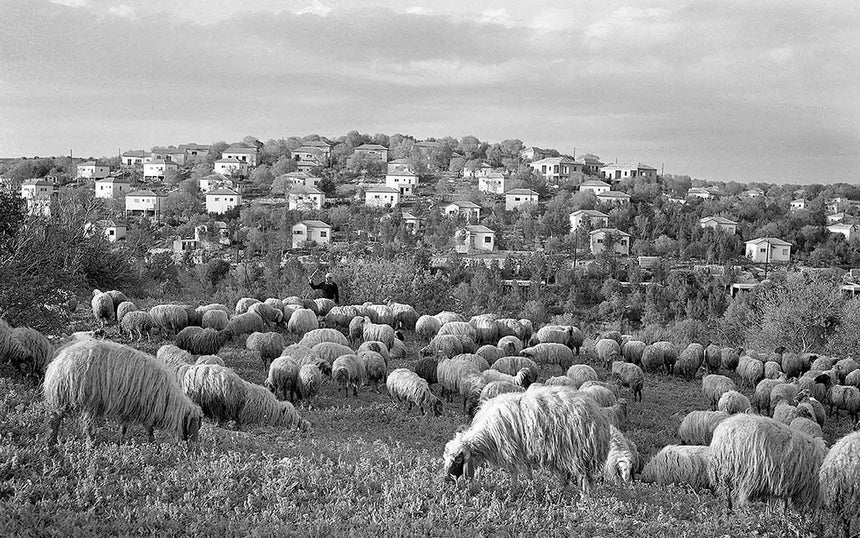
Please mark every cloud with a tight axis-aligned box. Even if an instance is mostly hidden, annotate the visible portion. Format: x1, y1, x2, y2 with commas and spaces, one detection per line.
296, 0, 331, 17
108, 4, 136, 18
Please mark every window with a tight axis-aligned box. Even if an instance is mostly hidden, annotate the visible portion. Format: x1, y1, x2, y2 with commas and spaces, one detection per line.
541, 165, 547, 173
553, 165, 559, 173
484, 236, 491, 243
293, 230, 303, 235
320, 231, 328, 238
782, 249, 788, 255
760, 248, 766, 253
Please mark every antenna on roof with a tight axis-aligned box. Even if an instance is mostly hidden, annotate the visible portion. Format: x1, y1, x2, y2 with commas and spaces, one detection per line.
661, 163, 664, 176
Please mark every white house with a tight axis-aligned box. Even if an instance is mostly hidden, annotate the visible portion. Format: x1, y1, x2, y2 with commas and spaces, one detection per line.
530, 157, 582, 184
292, 147, 326, 172
700, 216, 738, 235
569, 209, 609, 231
387, 158, 413, 175
179, 143, 211, 160
505, 188, 539, 211
352, 144, 388, 162
222, 146, 259, 167
92, 219, 127, 242
600, 163, 657, 182
827, 223, 859, 241
589, 228, 631, 256
455, 225, 495, 253
94, 177, 131, 199
76, 161, 110, 179
20, 179, 54, 216
281, 171, 320, 189
596, 191, 632, 205
826, 213, 855, 225
745, 237, 791, 263
401, 211, 421, 234
214, 158, 249, 177
790, 198, 809, 211
741, 188, 765, 198
205, 188, 241, 214
288, 185, 325, 210
574, 154, 604, 176
463, 163, 494, 179
151, 147, 187, 165
385, 172, 418, 196
199, 174, 237, 193
443, 200, 481, 221
121, 150, 148, 166
687, 187, 711, 199
364, 185, 400, 207
292, 220, 331, 249
478, 172, 506, 195
143, 159, 178, 181
579, 180, 611, 195
125, 190, 167, 217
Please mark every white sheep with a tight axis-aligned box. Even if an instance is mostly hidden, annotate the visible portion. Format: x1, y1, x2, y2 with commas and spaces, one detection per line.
436, 358, 482, 410
491, 356, 540, 381
149, 304, 189, 336
641, 445, 711, 490
678, 410, 729, 445
265, 356, 300, 402
298, 328, 350, 348
610, 361, 644, 402
288, 308, 318, 335
603, 425, 641, 483
595, 338, 621, 370
90, 289, 115, 326
717, 390, 751, 415
520, 343, 574, 371
359, 350, 387, 392
702, 374, 736, 411
818, 430, 860, 538
296, 363, 322, 405
386, 368, 443, 416
234, 297, 261, 315
332, 354, 365, 397
565, 364, 599, 389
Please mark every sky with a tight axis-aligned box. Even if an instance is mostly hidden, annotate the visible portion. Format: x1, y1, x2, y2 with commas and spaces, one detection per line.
0, 0, 858, 183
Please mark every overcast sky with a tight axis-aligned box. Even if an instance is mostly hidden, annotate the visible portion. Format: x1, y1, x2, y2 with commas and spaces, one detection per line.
1, 0, 857, 183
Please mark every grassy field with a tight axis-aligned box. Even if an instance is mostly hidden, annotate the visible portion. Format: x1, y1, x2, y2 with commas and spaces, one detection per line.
0, 323, 854, 537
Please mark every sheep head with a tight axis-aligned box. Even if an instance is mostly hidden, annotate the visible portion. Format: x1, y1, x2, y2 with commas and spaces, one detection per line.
432, 398, 443, 417
442, 433, 471, 482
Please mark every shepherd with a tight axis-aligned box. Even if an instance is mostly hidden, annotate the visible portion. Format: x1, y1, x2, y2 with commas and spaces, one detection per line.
308, 269, 339, 304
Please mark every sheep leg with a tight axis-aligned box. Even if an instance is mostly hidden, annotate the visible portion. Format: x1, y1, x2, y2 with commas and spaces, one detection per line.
120, 425, 128, 444
47, 410, 65, 447
147, 427, 155, 443
82, 412, 96, 445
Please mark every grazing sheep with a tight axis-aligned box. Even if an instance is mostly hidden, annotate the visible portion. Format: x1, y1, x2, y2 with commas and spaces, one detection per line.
717, 390, 751, 415
611, 361, 644, 402
654, 341, 677, 375
437, 358, 482, 408
835, 358, 860, 383
595, 338, 621, 370
390, 338, 407, 360
752, 375, 788, 415
312, 342, 353, 366
708, 414, 826, 513
737, 355, 765, 388
224, 312, 264, 338
239, 380, 309, 431
704, 344, 721, 373
5, 327, 53, 379
476, 344, 505, 364
773, 400, 799, 425
819, 431, 860, 538
178, 305, 202, 327
827, 385, 860, 426
421, 334, 465, 359
195, 355, 224, 366
442, 385, 610, 497
332, 354, 365, 397
296, 364, 322, 404
288, 308, 318, 335
415, 315, 442, 340
248, 302, 283, 325
356, 341, 390, 365
298, 328, 350, 348
496, 318, 530, 342
598, 398, 629, 431
149, 305, 189, 336
545, 376, 577, 387
721, 347, 741, 371
413, 356, 438, 385
621, 340, 646, 365
469, 314, 499, 345
781, 352, 809, 379
120, 311, 158, 341
359, 317, 396, 349
280, 344, 324, 372
433, 311, 465, 325
359, 350, 387, 392
640, 344, 663, 373
603, 425, 641, 483
265, 356, 300, 402
452, 353, 490, 372
702, 374, 736, 411
478, 381, 526, 406
795, 390, 827, 427
365, 304, 395, 326
763, 361, 783, 379
44, 339, 202, 447
175, 327, 229, 356
679, 410, 729, 445
156, 344, 193, 377
491, 356, 540, 381
246, 332, 285, 369
197, 303, 231, 316
789, 417, 823, 439
388, 302, 418, 330
234, 297, 261, 315
577, 383, 617, 408
324, 305, 362, 329
201, 310, 229, 331
496, 335, 524, 356
103, 290, 129, 310
600, 330, 622, 347
91, 289, 115, 326
115, 301, 137, 324
845, 369, 860, 389
675, 345, 703, 380
770, 383, 800, 412
437, 321, 478, 345
641, 445, 711, 490
348, 316, 365, 341
521, 343, 575, 371
810, 356, 833, 372
565, 364, 599, 390
180, 364, 247, 427
386, 368, 443, 416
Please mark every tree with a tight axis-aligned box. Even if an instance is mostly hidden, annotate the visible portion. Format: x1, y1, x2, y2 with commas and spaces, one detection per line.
250, 165, 274, 188
204, 258, 231, 288
0, 190, 24, 249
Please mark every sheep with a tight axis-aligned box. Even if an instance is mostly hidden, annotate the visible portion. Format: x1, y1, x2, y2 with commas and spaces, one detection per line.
288, 308, 318, 335
475, 344, 505, 364
752, 375, 788, 415
491, 356, 540, 381
598, 398, 629, 431
5, 327, 53, 379
702, 374, 736, 411
603, 425, 641, 483
436, 321, 478, 346
413, 356, 438, 385
469, 314, 499, 345
359, 350, 387, 392
115, 301, 137, 324
149, 304, 189, 336
180, 364, 248, 427
763, 361, 783, 379
675, 345, 702, 380
280, 343, 321, 366
442, 385, 610, 497
364, 304, 395, 326
770, 382, 800, 412
103, 290, 129, 310
610, 361, 644, 402
44, 339, 202, 447
781, 352, 809, 378
737, 355, 765, 388
433, 311, 465, 325
641, 445, 711, 490
773, 400, 799, 425
545, 376, 577, 387
175, 327, 229, 356
621, 340, 646, 365
845, 369, 860, 389
678, 410, 729, 445
496, 335, 524, 356
452, 353, 490, 372
819, 431, 860, 538
390, 338, 407, 360
827, 385, 860, 426
389, 302, 419, 330
178, 305, 202, 327
794, 390, 827, 427
565, 364, 599, 390
120, 311, 158, 341
358, 317, 396, 349
298, 328, 349, 348
496, 318, 530, 342
324, 305, 362, 329
654, 341, 677, 375
595, 338, 621, 370
224, 312, 264, 338
156, 344, 194, 378
347, 316, 364, 341
234, 297, 260, 315
248, 302, 283, 325
264, 297, 285, 314
195, 355, 224, 366
312, 342, 353, 366
577, 383, 617, 408
789, 417, 823, 439
296, 364, 322, 404
640, 344, 664, 373
246, 332, 285, 369
332, 354, 365, 397
386, 368, 443, 416
91, 289, 115, 326
437, 358, 482, 408
521, 343, 574, 371
836, 358, 860, 383
197, 303, 231, 317
480, 368, 532, 389
201, 309, 229, 331
477, 380, 525, 406
239, 380, 309, 431
811, 356, 833, 372
708, 414, 826, 513
717, 390, 751, 415
415, 315, 442, 340
265, 356, 300, 402
600, 330, 622, 347
356, 341, 389, 365
721, 347, 741, 371
421, 334, 465, 359
704, 344, 721, 373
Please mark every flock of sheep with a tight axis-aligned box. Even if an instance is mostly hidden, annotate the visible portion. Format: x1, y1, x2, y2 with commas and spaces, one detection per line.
0, 289, 858, 536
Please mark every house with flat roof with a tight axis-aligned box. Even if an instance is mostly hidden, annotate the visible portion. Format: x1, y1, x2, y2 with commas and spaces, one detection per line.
20, 179, 55, 216
151, 146, 187, 165
600, 163, 657, 182
579, 180, 611, 195
827, 223, 859, 241
385, 172, 418, 196
401, 211, 421, 234
478, 172, 506, 195
292, 146, 326, 172
596, 191, 632, 205
143, 159, 178, 182
353, 144, 388, 162
121, 150, 148, 166
364, 185, 400, 207
214, 158, 249, 178
94, 177, 131, 199
222, 146, 259, 167
790, 198, 808, 211
529, 156, 582, 184
125, 190, 167, 217
77, 161, 110, 180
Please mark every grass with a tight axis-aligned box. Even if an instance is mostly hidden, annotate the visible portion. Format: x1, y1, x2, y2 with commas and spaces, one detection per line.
0, 323, 855, 537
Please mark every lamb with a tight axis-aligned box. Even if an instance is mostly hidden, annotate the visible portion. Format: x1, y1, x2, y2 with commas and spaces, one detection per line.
818, 431, 860, 538
245, 332, 285, 369
610, 361, 644, 402
704, 344, 721, 373
595, 338, 621, 370
737, 355, 765, 388
442, 385, 610, 497
413, 356, 439, 385
717, 390, 751, 415
298, 328, 350, 348
603, 425, 641, 483
621, 340, 646, 365
120, 311, 158, 341
201, 309, 229, 331
386, 368, 443, 416
565, 364, 599, 389
44, 339, 202, 447
248, 302, 284, 325
332, 354, 365, 397
654, 341, 677, 375
496, 335, 524, 356
641, 445, 711, 490
721, 347, 741, 371
752, 375, 788, 415
180, 364, 248, 428
708, 414, 826, 513
520, 343, 575, 371
149, 304, 189, 336
491, 356, 540, 381
296, 364, 322, 404
265, 356, 300, 402
640, 344, 663, 373
702, 374, 736, 411
91, 289, 115, 326
678, 410, 729, 445
415, 315, 442, 340
359, 350, 387, 392
175, 327, 230, 356
195, 355, 224, 366
5, 326, 54, 379
287, 308, 318, 335
115, 301, 137, 324
224, 312, 264, 338
239, 380, 310, 431
234, 297, 261, 315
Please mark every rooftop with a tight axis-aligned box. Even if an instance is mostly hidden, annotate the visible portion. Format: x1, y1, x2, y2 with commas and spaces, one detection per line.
571, 209, 608, 217
447, 200, 480, 209
465, 225, 494, 234
600, 162, 657, 171
355, 144, 388, 150
289, 185, 323, 195
745, 237, 791, 247
505, 188, 539, 196
701, 216, 738, 225
206, 188, 240, 196
223, 146, 258, 154
296, 220, 331, 228
590, 228, 631, 237
365, 185, 400, 193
